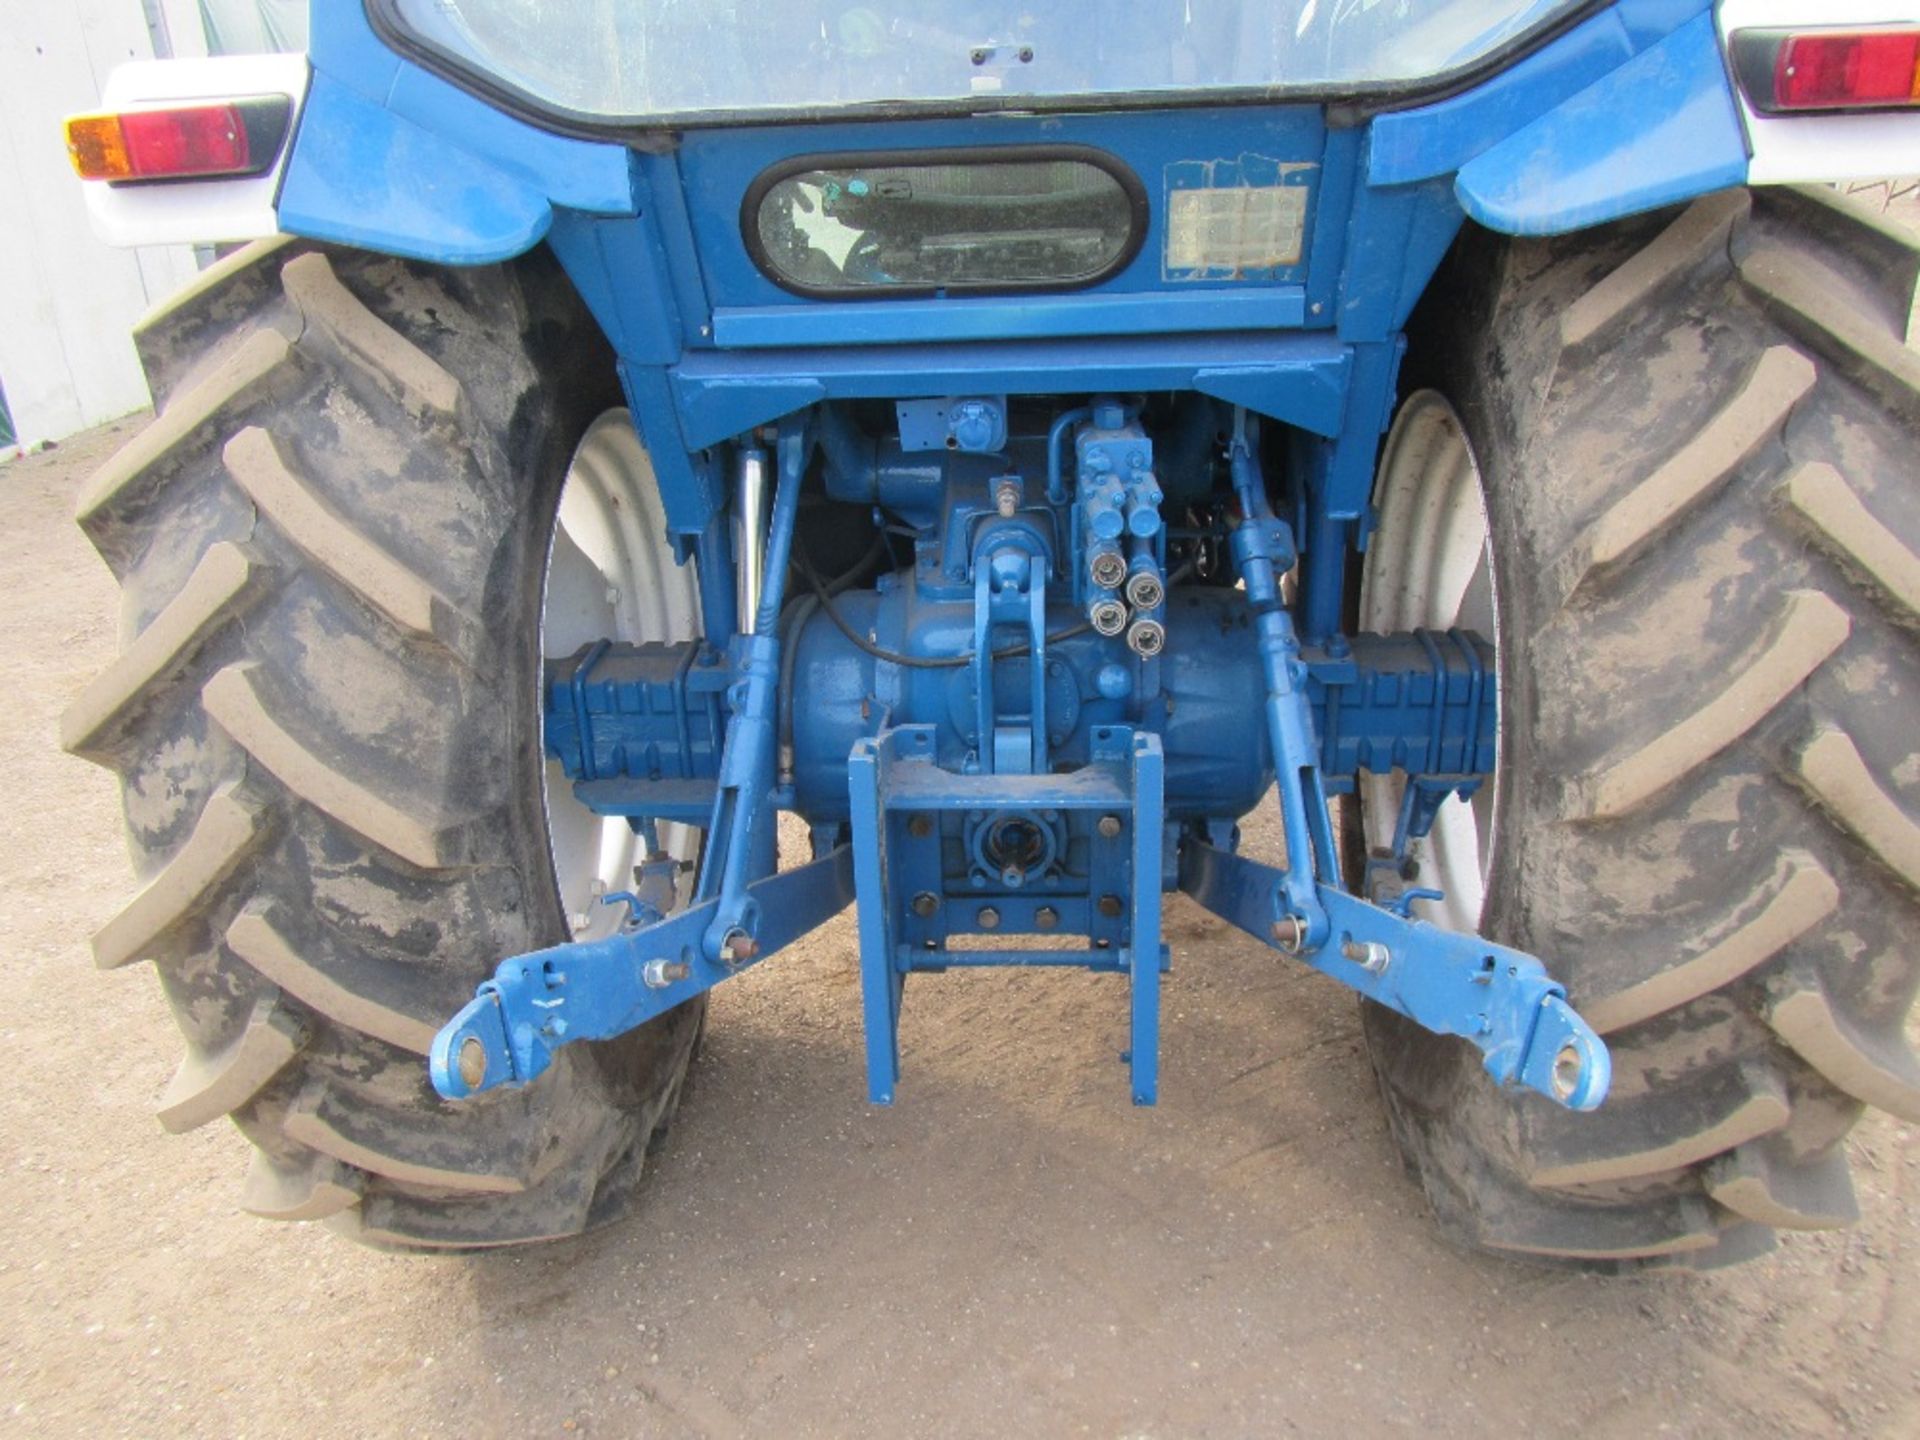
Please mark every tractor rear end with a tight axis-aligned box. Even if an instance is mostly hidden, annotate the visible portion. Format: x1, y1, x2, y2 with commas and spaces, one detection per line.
58, 1, 1920, 1264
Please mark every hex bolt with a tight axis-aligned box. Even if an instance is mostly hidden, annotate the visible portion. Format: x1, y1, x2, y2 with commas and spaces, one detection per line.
643, 957, 693, 989
457, 1036, 488, 1090
1340, 939, 1391, 974
1126, 617, 1166, 657
720, 929, 759, 964
908, 813, 934, 839
1035, 906, 1060, 930
994, 478, 1021, 518
977, 906, 1001, 930
911, 891, 940, 918
1097, 814, 1123, 839
1098, 894, 1124, 917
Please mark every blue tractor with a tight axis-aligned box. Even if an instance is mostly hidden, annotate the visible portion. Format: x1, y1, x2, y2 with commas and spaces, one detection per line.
62, 1, 1920, 1262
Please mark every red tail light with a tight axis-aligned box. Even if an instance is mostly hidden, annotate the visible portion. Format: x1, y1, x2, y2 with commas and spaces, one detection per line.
1731, 28, 1920, 114
1777, 31, 1920, 109
65, 96, 291, 183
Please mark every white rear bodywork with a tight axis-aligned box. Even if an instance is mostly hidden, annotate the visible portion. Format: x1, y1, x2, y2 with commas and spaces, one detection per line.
78, 53, 309, 246
1718, 0, 1920, 182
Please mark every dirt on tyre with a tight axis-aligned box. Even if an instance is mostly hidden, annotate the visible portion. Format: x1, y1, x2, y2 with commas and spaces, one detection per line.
64, 239, 703, 1248
1361, 186, 1920, 1268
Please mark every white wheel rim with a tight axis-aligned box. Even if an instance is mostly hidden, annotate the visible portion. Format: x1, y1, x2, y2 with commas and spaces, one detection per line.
1358, 390, 1498, 933
541, 410, 702, 943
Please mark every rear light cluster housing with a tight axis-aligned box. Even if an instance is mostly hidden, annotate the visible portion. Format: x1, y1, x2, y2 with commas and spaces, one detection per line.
65, 95, 293, 184
1731, 27, 1920, 113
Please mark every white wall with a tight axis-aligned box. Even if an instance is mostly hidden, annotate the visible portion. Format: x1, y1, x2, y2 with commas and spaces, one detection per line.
0, 2, 205, 449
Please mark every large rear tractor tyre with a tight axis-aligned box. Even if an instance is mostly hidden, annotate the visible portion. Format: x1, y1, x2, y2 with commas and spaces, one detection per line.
1362, 186, 1920, 1268
65, 239, 704, 1248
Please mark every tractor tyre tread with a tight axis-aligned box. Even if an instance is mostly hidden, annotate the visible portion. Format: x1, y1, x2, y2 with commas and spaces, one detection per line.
67, 240, 703, 1249
1366, 186, 1920, 1268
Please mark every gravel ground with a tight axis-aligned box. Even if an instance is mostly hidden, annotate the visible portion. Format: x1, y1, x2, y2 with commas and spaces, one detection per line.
1, 187, 1917, 1438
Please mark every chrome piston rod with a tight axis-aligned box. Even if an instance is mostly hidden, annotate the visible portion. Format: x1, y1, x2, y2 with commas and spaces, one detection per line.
734, 444, 769, 634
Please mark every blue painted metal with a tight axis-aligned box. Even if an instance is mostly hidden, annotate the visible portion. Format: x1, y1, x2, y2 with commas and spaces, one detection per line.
711, 289, 1309, 349
1305, 631, 1497, 795
671, 332, 1355, 452
1178, 843, 1608, 1109
1176, 420, 1609, 1108
453, 391, 1602, 1111
296, 0, 1699, 1117
282, 5, 638, 264
1365, 0, 1713, 187
677, 107, 1326, 312
564, 609, 1495, 831
277, 74, 557, 264
1226, 423, 1335, 948
430, 846, 856, 1099
696, 419, 808, 962
786, 585, 1272, 825
896, 396, 1007, 455
847, 724, 1170, 1105
1071, 401, 1165, 614
1127, 732, 1166, 1106
543, 641, 730, 824
1454, 13, 1750, 237
546, 206, 686, 367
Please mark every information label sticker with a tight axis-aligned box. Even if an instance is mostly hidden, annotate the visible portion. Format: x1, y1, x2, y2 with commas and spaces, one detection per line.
1167, 186, 1309, 273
